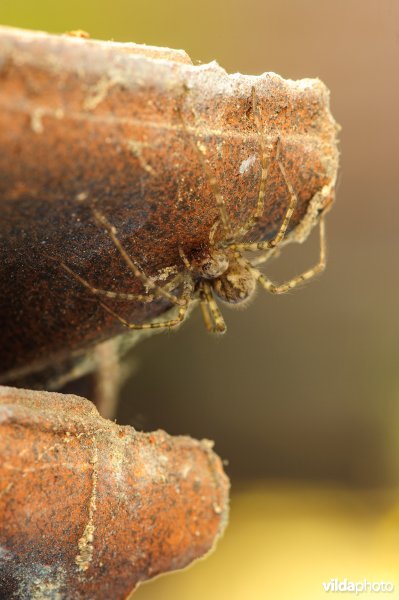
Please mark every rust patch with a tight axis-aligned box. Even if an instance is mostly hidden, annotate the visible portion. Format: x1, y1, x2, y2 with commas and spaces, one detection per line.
0, 26, 339, 382
0, 385, 229, 599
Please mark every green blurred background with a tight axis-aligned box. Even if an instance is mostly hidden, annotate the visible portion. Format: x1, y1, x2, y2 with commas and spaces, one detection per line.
2, 0, 399, 597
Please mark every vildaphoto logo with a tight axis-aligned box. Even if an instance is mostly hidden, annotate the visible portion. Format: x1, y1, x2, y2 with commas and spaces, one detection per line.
322, 579, 395, 594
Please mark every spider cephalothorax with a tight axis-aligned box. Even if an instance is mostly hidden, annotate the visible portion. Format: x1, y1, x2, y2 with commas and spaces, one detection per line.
211, 257, 256, 305
188, 246, 255, 304
60, 87, 327, 334
189, 248, 229, 280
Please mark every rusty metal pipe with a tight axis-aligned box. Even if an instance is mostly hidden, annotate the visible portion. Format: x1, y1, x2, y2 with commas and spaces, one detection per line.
0, 26, 339, 381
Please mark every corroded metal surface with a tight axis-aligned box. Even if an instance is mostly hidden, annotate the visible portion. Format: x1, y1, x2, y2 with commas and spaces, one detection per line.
0, 385, 229, 599
0, 26, 339, 380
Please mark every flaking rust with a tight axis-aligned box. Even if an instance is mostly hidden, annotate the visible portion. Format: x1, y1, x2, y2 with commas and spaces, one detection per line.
0, 386, 229, 599
0, 26, 339, 382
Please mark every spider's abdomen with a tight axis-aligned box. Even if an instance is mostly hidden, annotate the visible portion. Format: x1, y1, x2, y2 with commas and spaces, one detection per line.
212, 261, 256, 304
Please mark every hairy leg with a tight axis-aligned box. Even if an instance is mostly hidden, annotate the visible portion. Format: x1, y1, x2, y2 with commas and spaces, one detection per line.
228, 140, 297, 252
98, 277, 194, 330
199, 281, 226, 333
93, 209, 187, 306
249, 217, 326, 294
233, 87, 271, 239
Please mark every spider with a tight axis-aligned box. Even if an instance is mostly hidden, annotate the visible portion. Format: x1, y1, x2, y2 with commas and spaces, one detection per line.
60, 87, 326, 334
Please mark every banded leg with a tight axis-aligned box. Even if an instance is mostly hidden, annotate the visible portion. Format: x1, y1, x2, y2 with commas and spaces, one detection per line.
99, 278, 194, 330
228, 140, 297, 252
209, 219, 221, 246
250, 217, 326, 294
176, 105, 233, 239
199, 289, 214, 332
59, 262, 155, 303
233, 87, 271, 239
93, 209, 186, 306
179, 246, 193, 271
199, 281, 226, 333
241, 246, 280, 268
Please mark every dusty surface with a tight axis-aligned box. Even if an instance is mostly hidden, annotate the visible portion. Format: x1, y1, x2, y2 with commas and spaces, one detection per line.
0, 385, 229, 599
0, 26, 339, 381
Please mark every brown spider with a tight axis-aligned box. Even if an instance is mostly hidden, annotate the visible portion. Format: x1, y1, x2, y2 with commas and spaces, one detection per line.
60, 88, 326, 334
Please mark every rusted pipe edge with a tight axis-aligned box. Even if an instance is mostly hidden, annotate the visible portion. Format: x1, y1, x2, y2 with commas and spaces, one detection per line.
0, 26, 340, 381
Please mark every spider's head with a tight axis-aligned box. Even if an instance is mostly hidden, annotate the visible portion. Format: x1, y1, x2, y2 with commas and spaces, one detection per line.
192, 249, 229, 279
212, 258, 256, 305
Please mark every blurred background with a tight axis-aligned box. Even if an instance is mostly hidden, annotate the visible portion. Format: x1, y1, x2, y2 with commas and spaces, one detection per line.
2, 0, 399, 597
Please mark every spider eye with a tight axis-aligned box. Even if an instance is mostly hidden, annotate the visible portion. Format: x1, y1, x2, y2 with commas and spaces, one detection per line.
202, 261, 213, 274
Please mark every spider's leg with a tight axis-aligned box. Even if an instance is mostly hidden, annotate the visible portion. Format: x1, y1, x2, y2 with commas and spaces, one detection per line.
249, 217, 326, 294
59, 261, 155, 303
235, 246, 280, 268
199, 283, 214, 333
233, 87, 271, 239
178, 246, 193, 271
92, 209, 186, 306
99, 277, 194, 330
100, 301, 188, 330
228, 140, 297, 253
209, 219, 221, 246
176, 103, 233, 240
199, 281, 226, 334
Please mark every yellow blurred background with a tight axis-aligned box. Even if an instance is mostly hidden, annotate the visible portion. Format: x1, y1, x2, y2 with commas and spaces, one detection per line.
2, 0, 399, 597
